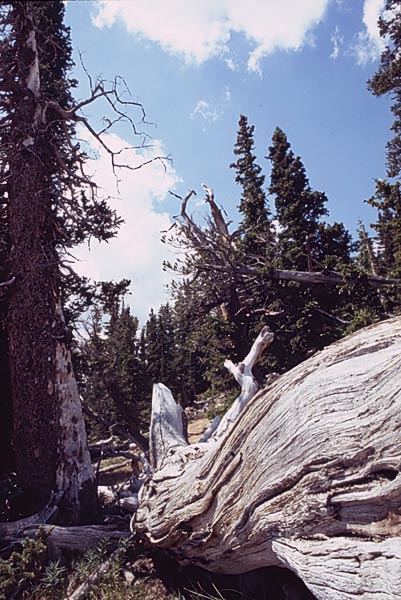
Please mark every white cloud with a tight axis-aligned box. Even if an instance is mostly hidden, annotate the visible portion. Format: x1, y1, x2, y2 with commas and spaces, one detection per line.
191, 100, 220, 123
190, 86, 231, 123
353, 0, 386, 65
74, 131, 181, 324
225, 58, 238, 71
93, 0, 331, 73
330, 25, 343, 60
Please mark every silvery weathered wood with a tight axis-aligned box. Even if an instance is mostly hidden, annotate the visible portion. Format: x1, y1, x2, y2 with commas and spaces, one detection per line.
213, 325, 274, 439
136, 317, 401, 600
149, 383, 188, 470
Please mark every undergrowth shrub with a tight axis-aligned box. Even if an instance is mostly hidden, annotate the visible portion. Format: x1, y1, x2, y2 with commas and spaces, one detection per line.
0, 529, 48, 600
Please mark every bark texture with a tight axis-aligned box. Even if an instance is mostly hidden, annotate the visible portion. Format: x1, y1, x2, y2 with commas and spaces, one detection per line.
6, 2, 95, 521
136, 317, 401, 599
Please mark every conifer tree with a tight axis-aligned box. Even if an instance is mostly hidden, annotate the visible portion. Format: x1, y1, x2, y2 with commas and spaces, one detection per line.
230, 115, 274, 259
171, 286, 233, 404
368, 1, 401, 178
0, 1, 98, 518
0, 1, 145, 519
78, 281, 150, 440
367, 180, 401, 278
266, 128, 358, 369
143, 308, 160, 389
267, 127, 328, 270
366, 1, 401, 312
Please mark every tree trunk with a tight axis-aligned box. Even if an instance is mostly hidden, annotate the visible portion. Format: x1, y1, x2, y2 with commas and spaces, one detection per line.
136, 317, 401, 599
5, 1, 96, 522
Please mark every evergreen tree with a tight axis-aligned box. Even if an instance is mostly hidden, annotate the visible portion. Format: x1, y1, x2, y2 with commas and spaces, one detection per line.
143, 308, 160, 389
78, 307, 111, 437
266, 128, 359, 370
267, 127, 328, 270
367, 179, 401, 278
366, 1, 401, 312
314, 222, 354, 270
172, 290, 205, 406
143, 303, 187, 399
171, 286, 233, 405
0, 1, 98, 518
156, 303, 176, 388
230, 115, 274, 258
355, 221, 379, 274
368, 1, 401, 178
0, 1, 142, 518
79, 281, 150, 440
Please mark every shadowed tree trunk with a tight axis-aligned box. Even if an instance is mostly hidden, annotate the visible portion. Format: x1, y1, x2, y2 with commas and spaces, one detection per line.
3, 1, 96, 521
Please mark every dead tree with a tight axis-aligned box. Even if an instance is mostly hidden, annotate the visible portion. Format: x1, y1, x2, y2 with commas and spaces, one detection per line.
135, 316, 401, 600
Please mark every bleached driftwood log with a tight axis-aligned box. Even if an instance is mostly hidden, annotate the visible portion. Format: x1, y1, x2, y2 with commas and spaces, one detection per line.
136, 317, 401, 600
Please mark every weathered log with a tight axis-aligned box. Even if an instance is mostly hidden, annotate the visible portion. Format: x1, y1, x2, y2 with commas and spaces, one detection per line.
135, 317, 401, 600
21, 525, 130, 552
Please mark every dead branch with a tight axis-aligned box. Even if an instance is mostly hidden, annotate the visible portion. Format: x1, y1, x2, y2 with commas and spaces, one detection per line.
201, 183, 230, 240
314, 307, 351, 325
22, 524, 130, 553
214, 326, 274, 438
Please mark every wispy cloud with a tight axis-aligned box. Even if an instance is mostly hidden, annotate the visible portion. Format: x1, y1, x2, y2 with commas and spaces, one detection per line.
74, 130, 181, 323
353, 0, 385, 66
191, 100, 219, 123
93, 0, 331, 73
191, 86, 231, 123
330, 26, 343, 60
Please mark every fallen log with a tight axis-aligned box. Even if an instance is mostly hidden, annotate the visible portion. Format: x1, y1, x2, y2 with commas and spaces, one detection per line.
21, 525, 130, 552
135, 317, 401, 600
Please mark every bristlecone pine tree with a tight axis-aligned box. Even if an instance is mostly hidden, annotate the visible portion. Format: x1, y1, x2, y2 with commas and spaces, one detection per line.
0, 1, 124, 520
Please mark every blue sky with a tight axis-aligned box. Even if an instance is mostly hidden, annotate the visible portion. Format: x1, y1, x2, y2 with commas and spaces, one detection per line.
64, 0, 392, 323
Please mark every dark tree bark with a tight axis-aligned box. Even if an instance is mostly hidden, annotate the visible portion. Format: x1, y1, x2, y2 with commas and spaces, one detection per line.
3, 2, 96, 521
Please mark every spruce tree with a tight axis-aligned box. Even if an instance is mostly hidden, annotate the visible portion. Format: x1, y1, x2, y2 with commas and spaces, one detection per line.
266, 128, 357, 369
367, 180, 401, 278
368, 1, 401, 178
267, 127, 328, 270
366, 1, 401, 311
0, 1, 98, 517
172, 286, 232, 404
355, 221, 378, 274
78, 281, 150, 440
230, 115, 274, 259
